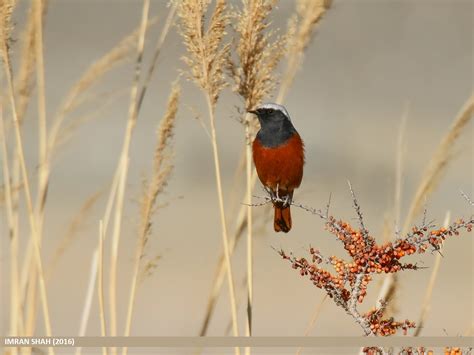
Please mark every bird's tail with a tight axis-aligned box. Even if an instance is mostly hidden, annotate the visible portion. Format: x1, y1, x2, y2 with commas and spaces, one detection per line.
274, 204, 291, 233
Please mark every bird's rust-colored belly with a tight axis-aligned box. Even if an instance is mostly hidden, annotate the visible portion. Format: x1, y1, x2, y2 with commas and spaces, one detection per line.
252, 133, 304, 193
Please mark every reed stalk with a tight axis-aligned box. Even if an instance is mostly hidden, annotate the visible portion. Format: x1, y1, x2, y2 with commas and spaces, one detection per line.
1, 2, 54, 352
108, 3, 150, 351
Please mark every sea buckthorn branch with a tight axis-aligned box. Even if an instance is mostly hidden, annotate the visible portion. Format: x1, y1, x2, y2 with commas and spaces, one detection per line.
250, 191, 329, 219
348, 181, 372, 250
277, 188, 473, 339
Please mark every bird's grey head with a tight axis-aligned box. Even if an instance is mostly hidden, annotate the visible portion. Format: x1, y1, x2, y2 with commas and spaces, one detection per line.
248, 103, 296, 147
248, 103, 291, 127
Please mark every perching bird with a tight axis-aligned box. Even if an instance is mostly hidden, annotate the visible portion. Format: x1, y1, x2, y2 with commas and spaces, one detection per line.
249, 103, 305, 233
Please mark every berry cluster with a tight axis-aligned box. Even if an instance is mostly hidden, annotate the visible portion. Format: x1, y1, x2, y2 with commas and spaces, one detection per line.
279, 202, 473, 337
364, 347, 431, 355
388, 347, 464, 355
364, 305, 415, 336
325, 215, 473, 277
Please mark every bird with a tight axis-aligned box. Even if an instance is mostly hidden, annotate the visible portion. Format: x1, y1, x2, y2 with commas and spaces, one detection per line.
248, 103, 305, 233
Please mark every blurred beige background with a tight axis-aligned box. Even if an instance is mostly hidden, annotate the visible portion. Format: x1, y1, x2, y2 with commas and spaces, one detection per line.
1, 0, 473, 353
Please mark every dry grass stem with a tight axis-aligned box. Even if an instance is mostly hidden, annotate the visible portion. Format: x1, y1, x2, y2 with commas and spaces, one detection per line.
108, 0, 150, 345
34, 0, 48, 203
1, 1, 54, 351
229, 1, 289, 341
136, 4, 177, 113
198, 154, 260, 336
2, 7, 43, 279
413, 211, 451, 336
98, 221, 108, 355
75, 250, 99, 355
206, 55, 242, 353
244, 121, 253, 342
24, 10, 51, 319
177, 0, 240, 347
1, 105, 24, 341
122, 84, 180, 350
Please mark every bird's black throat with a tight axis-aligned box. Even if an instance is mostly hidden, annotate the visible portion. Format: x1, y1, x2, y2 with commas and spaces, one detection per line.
256, 119, 297, 148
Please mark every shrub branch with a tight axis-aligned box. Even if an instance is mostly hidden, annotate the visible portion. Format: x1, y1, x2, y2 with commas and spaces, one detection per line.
277, 186, 473, 341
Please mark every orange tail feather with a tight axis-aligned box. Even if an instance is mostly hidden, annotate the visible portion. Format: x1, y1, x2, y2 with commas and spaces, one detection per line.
274, 205, 292, 233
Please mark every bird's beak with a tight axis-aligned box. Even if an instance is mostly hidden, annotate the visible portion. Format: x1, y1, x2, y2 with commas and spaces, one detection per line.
247, 109, 258, 115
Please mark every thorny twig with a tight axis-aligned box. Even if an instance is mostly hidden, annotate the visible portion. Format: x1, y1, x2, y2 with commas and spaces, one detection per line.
250, 193, 327, 218
348, 181, 372, 249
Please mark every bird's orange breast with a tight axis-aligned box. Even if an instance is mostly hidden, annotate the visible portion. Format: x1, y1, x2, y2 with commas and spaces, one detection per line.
252, 133, 305, 193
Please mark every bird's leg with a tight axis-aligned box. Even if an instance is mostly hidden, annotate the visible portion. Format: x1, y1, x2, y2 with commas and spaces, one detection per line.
275, 184, 280, 201
264, 186, 275, 201
283, 194, 291, 207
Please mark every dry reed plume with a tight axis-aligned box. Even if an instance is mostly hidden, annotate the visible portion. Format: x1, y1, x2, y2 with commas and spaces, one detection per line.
176, 0, 241, 349
123, 83, 180, 348
229, 0, 286, 110
137, 84, 180, 260
14, 1, 43, 124
0, 0, 16, 59
177, 0, 230, 106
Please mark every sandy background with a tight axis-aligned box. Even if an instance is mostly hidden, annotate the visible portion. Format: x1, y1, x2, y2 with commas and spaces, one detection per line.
1, 0, 473, 354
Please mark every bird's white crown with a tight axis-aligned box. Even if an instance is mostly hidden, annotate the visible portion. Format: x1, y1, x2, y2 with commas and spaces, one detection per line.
256, 103, 291, 120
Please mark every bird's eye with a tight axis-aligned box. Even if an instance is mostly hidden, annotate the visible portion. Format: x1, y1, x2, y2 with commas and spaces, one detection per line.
267, 109, 274, 114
